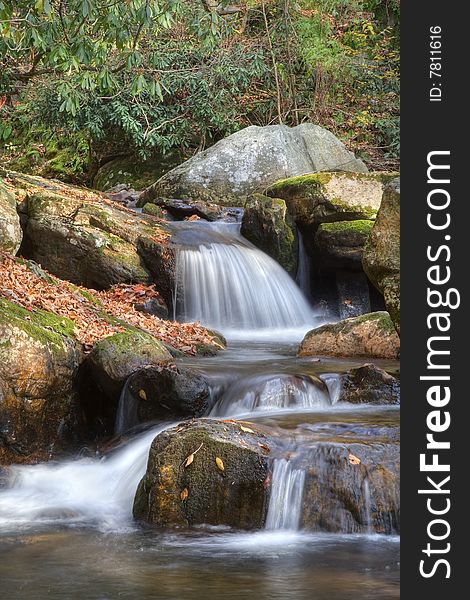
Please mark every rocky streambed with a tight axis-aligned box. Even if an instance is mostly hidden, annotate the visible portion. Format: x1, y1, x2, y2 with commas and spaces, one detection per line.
0, 123, 400, 599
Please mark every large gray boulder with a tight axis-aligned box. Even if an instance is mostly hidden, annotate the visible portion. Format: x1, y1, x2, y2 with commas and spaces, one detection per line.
139, 124, 368, 206
0, 179, 22, 254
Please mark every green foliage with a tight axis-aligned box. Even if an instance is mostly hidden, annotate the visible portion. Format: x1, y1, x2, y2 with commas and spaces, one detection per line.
0, 0, 400, 173
31, 40, 273, 159
1, 103, 89, 182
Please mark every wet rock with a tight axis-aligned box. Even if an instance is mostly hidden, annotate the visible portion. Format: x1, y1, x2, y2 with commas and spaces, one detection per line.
133, 419, 271, 528
0, 298, 83, 464
147, 198, 225, 221
0, 178, 22, 254
86, 331, 171, 401
139, 124, 367, 207
240, 194, 296, 273
266, 172, 396, 227
363, 178, 400, 334
105, 184, 140, 208
339, 364, 400, 405
120, 364, 211, 429
299, 311, 400, 359
134, 297, 169, 320
336, 271, 372, 320
301, 442, 399, 534
314, 220, 374, 271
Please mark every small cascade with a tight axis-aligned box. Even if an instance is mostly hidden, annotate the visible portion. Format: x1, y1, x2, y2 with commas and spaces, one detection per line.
211, 373, 330, 417
265, 459, 306, 530
114, 378, 139, 436
0, 425, 169, 532
362, 477, 373, 535
173, 222, 318, 336
320, 373, 342, 405
295, 229, 311, 299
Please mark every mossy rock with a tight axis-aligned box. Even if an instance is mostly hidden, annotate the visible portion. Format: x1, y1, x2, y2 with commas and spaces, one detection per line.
93, 154, 182, 191
363, 178, 400, 334
142, 203, 165, 218
299, 311, 399, 359
266, 171, 398, 227
0, 298, 83, 464
314, 219, 374, 271
0, 178, 23, 254
87, 330, 172, 401
133, 419, 271, 528
240, 194, 296, 273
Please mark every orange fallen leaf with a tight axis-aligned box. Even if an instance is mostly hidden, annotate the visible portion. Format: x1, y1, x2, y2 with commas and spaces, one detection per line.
349, 453, 361, 465
183, 442, 203, 468
180, 488, 189, 501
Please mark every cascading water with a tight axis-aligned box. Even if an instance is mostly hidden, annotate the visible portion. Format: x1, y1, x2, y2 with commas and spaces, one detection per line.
320, 373, 342, 405
211, 373, 330, 417
0, 424, 169, 532
295, 229, 311, 299
114, 378, 139, 435
265, 459, 306, 530
173, 222, 321, 338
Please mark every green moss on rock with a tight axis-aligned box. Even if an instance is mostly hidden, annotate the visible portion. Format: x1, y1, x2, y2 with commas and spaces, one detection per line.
0, 297, 76, 349
133, 419, 270, 529
320, 219, 374, 235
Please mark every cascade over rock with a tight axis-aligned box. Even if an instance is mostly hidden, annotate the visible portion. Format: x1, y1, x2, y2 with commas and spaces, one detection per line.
174, 221, 317, 336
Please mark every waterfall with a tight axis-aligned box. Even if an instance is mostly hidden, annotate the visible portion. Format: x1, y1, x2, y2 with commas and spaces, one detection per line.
362, 477, 373, 535
295, 229, 311, 299
211, 374, 330, 417
0, 424, 169, 532
320, 373, 342, 405
265, 459, 306, 530
114, 378, 139, 436
173, 223, 318, 337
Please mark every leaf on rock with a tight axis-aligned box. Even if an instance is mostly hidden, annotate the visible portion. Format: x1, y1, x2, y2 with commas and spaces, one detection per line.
180, 488, 189, 501
183, 442, 203, 468
240, 425, 255, 434
215, 457, 225, 471
138, 389, 147, 400
349, 453, 361, 465
258, 443, 271, 453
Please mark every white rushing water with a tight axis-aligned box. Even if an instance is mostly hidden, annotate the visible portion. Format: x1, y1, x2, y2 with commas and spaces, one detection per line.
175, 226, 320, 338
0, 424, 170, 532
211, 373, 331, 417
265, 459, 306, 531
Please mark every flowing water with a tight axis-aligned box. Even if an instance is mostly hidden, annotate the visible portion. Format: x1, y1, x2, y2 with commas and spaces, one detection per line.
0, 221, 399, 599
173, 221, 326, 339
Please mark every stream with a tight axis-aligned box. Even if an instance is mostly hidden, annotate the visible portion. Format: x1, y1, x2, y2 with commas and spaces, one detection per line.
0, 222, 399, 599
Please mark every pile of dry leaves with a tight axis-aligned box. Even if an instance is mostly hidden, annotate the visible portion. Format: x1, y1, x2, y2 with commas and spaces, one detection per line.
0, 253, 220, 354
